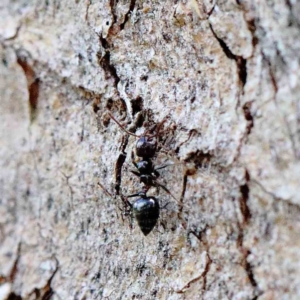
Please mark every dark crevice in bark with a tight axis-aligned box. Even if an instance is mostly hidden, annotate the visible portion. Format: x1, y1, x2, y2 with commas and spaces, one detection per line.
85, 0, 91, 23
98, 35, 129, 118
16, 57, 40, 121
98, 34, 129, 123
235, 170, 261, 297
284, 0, 300, 28
92, 101, 101, 114
243, 102, 254, 135
8, 243, 21, 283
98, 49, 119, 86
0, 244, 23, 299
177, 171, 188, 230
179, 172, 187, 212
263, 54, 278, 93
209, 23, 247, 88
246, 19, 258, 48
237, 228, 260, 296
109, 0, 117, 25
245, 250, 257, 289
131, 96, 143, 116
2, 23, 22, 41
28, 257, 59, 300
7, 293, 22, 300
244, 250, 263, 300
176, 252, 212, 294
237, 56, 247, 87
120, 0, 136, 30
188, 225, 209, 244
129, 110, 146, 132
239, 170, 251, 225
115, 149, 127, 196
184, 150, 213, 168
237, 2, 258, 49
204, 3, 215, 17
209, 23, 235, 59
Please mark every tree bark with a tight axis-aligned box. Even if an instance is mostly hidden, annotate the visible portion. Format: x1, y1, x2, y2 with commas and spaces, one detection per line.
1, 1, 300, 299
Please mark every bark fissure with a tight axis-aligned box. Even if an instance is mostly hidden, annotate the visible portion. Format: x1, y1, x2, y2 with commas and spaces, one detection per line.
28, 257, 59, 300
236, 169, 260, 297
243, 102, 254, 135
209, 23, 247, 88
239, 170, 251, 225
120, 0, 136, 30
176, 252, 212, 294
16, 56, 40, 121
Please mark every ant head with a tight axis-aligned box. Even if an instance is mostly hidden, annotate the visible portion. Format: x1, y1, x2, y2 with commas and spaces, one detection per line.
136, 136, 157, 158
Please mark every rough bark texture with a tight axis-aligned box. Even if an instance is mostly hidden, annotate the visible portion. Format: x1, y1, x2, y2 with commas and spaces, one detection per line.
1, 1, 300, 299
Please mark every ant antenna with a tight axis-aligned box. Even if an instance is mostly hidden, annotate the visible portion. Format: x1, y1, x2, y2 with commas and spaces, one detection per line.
108, 112, 140, 138
108, 112, 171, 139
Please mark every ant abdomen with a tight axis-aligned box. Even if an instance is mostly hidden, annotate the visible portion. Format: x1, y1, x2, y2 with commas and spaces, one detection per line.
132, 195, 160, 236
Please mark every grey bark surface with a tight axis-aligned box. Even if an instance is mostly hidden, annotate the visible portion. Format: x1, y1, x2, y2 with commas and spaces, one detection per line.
0, 0, 300, 299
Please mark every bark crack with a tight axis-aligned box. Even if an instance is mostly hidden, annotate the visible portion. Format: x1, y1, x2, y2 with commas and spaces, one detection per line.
120, 0, 136, 30
28, 257, 59, 300
16, 55, 40, 122
236, 171, 261, 298
0, 243, 22, 299
176, 252, 212, 294
1, 23, 22, 42
208, 23, 247, 88
239, 170, 251, 225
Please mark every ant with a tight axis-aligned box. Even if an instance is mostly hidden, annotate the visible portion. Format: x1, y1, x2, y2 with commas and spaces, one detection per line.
108, 112, 177, 198
105, 111, 179, 235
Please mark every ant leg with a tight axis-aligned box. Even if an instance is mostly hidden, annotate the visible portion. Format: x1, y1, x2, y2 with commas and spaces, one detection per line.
179, 129, 196, 147
155, 164, 172, 171
131, 150, 139, 170
129, 170, 141, 178
154, 181, 179, 203
155, 117, 168, 137
155, 162, 185, 171
145, 117, 169, 138
108, 112, 140, 138
156, 116, 177, 139
120, 194, 133, 207
126, 192, 140, 198
161, 202, 172, 210
98, 182, 113, 198
98, 182, 134, 230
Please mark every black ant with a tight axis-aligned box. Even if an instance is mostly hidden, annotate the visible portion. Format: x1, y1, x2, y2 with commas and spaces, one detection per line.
105, 112, 178, 235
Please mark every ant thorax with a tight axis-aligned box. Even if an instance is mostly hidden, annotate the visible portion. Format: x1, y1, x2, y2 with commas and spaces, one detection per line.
136, 160, 154, 174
